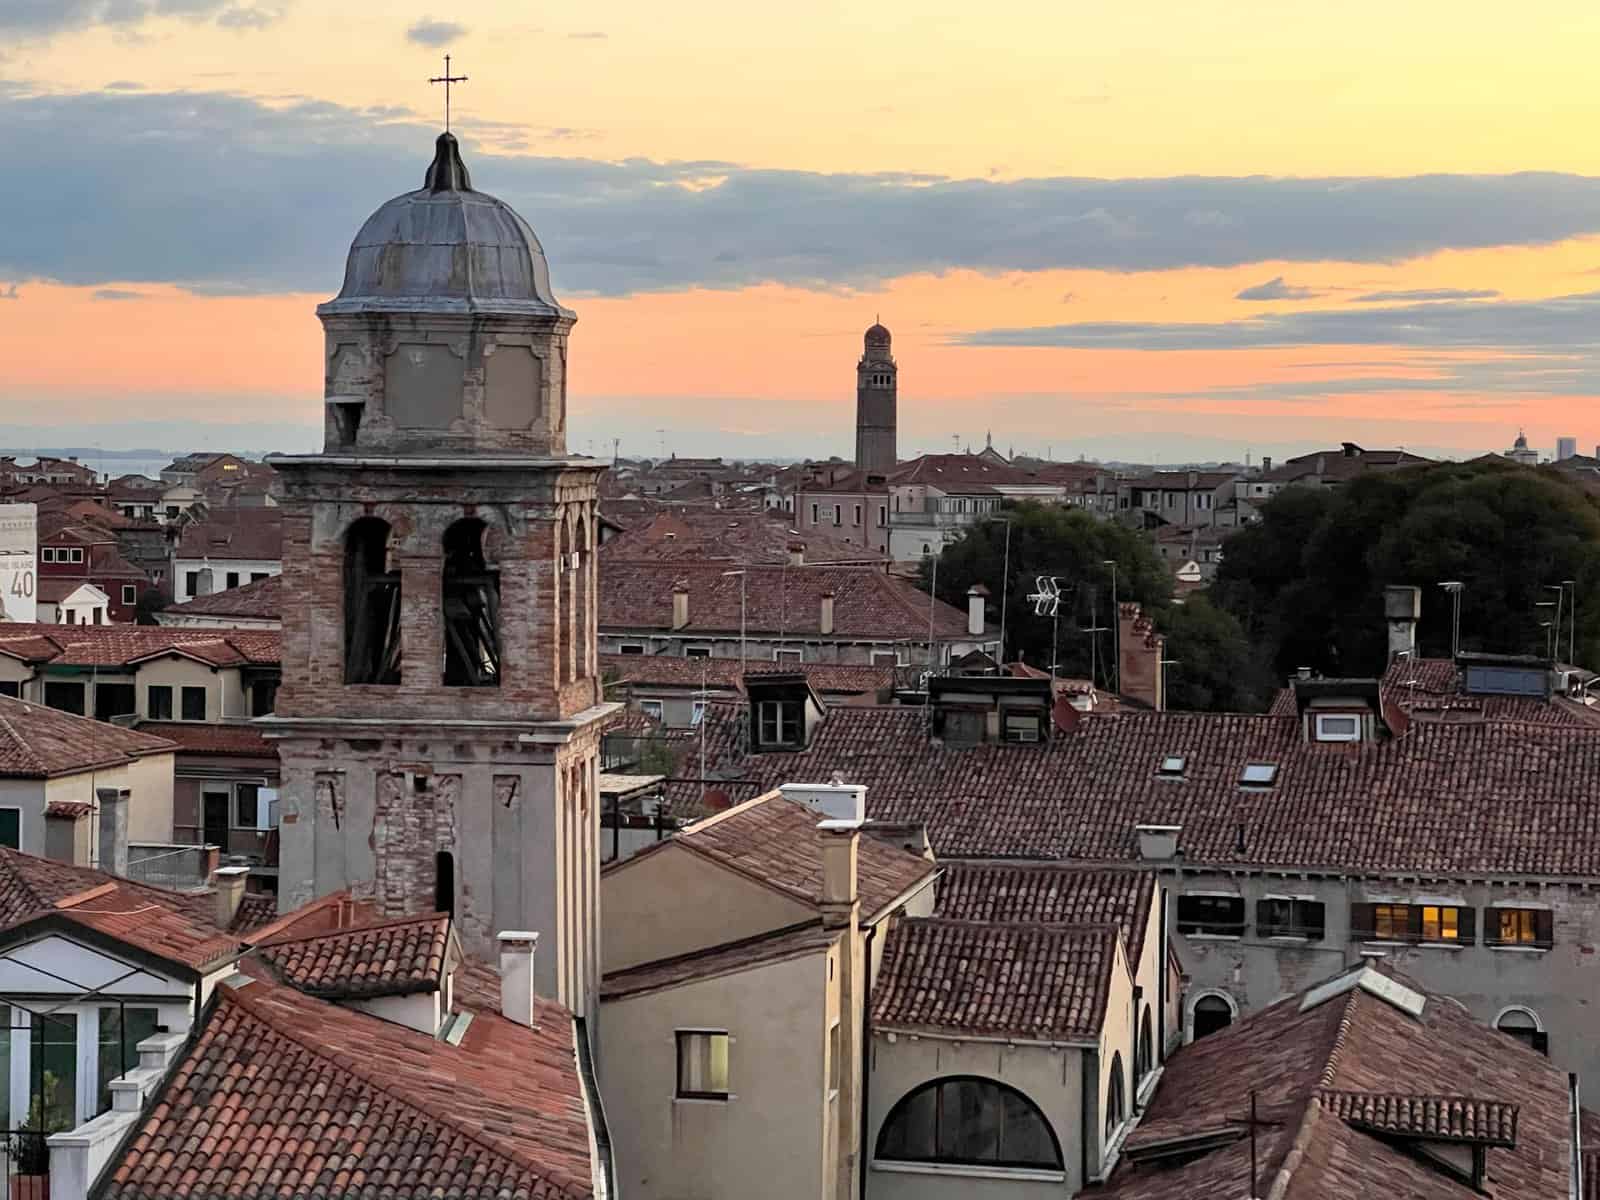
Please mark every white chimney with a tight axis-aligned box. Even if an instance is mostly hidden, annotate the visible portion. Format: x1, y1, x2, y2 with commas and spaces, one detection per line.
780, 782, 866, 823
1384, 584, 1421, 661
820, 591, 835, 636
966, 584, 989, 637
498, 931, 539, 1027
212, 865, 249, 929
671, 582, 689, 630
788, 541, 805, 567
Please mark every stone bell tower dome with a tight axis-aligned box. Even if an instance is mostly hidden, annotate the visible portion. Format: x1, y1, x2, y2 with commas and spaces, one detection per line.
265, 132, 612, 1020
317, 131, 574, 457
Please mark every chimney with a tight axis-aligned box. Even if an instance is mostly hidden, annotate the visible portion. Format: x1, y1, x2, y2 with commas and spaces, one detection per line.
1384, 584, 1421, 661
1262, 455, 1272, 473
212, 865, 249, 929
966, 583, 989, 637
820, 591, 836, 636
96, 787, 128, 876
671, 581, 689, 630
1117, 603, 1164, 711
817, 818, 860, 930
788, 541, 805, 566
780, 782, 866, 822
497, 931, 539, 1027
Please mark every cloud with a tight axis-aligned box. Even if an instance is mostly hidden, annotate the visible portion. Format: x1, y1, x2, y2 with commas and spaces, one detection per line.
1235, 276, 1321, 301
13, 89, 1600, 299
0, 0, 287, 37
0, 285, 18, 301
568, 31, 607, 39
91, 288, 145, 301
406, 18, 466, 47
1350, 287, 1501, 303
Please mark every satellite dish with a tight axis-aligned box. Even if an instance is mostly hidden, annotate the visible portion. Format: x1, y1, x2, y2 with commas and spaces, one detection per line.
1051, 694, 1080, 733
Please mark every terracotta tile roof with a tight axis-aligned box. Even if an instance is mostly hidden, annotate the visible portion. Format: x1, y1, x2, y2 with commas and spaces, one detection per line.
685, 701, 1600, 876
602, 919, 840, 1001
933, 861, 1155, 963
1263, 445, 1434, 484
1121, 470, 1238, 491
107, 969, 595, 1200
0, 696, 176, 778
257, 912, 451, 998
230, 891, 279, 934
51, 880, 240, 972
602, 563, 972, 639
1104, 965, 1582, 1199
1380, 655, 1600, 727
872, 919, 1116, 1042
602, 654, 893, 696
888, 453, 1046, 491
160, 571, 284, 619
600, 510, 881, 565
138, 721, 274, 758
43, 801, 93, 819
173, 507, 284, 561
0, 622, 280, 668
648, 790, 936, 919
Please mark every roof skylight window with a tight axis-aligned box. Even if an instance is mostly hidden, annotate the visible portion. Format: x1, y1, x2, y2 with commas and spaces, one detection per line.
1157, 755, 1187, 778
1240, 762, 1279, 787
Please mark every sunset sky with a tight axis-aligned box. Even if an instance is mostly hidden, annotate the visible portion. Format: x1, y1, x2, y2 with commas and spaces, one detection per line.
6, 1, 1600, 463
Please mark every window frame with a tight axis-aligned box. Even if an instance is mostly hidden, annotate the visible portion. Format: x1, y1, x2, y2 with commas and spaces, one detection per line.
120, 584, 138, 606
147, 685, 173, 721
1352, 901, 1475, 945
1256, 896, 1326, 940
1176, 893, 1246, 938
684, 645, 712, 659
180, 685, 207, 722
757, 699, 803, 747
1313, 713, 1361, 743
1487, 906, 1554, 949
675, 1029, 731, 1101
874, 1074, 1064, 1173
773, 647, 803, 664
639, 699, 664, 722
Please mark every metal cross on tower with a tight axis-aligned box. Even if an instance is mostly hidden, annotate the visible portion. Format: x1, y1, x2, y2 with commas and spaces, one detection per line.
429, 54, 468, 133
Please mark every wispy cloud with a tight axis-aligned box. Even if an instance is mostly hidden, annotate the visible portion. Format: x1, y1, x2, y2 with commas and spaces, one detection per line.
0, 284, 18, 301
406, 18, 466, 47
0, 0, 288, 38
1235, 276, 1322, 301
10, 89, 1600, 298
568, 31, 607, 39
91, 288, 144, 301
1350, 287, 1501, 303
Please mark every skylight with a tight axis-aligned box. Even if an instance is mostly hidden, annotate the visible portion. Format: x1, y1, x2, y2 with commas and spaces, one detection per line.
1240, 762, 1279, 787
1158, 755, 1187, 777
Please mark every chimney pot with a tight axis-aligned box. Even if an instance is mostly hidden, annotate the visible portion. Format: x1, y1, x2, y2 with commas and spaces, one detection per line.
788, 541, 805, 566
96, 787, 129, 877
498, 931, 539, 1027
671, 582, 689, 630
966, 584, 989, 638
817, 819, 860, 929
820, 591, 836, 636
212, 865, 249, 929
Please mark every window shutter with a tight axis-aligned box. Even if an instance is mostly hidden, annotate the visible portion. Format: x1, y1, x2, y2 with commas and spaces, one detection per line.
1349, 903, 1376, 940
1536, 910, 1555, 947
1532, 1031, 1550, 1056
1406, 906, 1424, 940
1457, 907, 1476, 944
1304, 901, 1327, 941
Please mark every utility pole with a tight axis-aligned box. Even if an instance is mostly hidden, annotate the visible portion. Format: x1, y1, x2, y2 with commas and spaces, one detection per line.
722, 569, 748, 672
1547, 583, 1565, 662
998, 518, 1013, 666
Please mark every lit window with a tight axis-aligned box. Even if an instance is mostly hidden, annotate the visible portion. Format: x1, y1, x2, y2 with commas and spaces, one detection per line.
1422, 905, 1459, 941
676, 1030, 730, 1100
1157, 755, 1186, 778
1240, 762, 1278, 787
1493, 907, 1552, 948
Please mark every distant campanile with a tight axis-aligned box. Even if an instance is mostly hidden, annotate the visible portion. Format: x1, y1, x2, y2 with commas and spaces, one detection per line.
855, 321, 898, 472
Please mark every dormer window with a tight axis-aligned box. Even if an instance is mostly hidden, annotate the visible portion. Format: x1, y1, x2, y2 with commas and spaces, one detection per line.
1240, 762, 1278, 788
1314, 713, 1360, 742
1157, 755, 1187, 778
757, 700, 803, 748
1002, 713, 1042, 743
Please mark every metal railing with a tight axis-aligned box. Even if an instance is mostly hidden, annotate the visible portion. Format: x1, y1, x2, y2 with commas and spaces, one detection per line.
126, 844, 214, 890
0, 1129, 50, 1200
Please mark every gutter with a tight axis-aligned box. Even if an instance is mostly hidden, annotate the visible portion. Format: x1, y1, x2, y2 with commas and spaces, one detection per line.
859, 921, 876, 1200
573, 1016, 618, 1200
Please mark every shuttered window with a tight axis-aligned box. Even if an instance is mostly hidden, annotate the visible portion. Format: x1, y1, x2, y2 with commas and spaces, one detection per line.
1350, 903, 1476, 944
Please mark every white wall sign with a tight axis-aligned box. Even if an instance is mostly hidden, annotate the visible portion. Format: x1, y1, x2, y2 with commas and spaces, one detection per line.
0, 503, 36, 623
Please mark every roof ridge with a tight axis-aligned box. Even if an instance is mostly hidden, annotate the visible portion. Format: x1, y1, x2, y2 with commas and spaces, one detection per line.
220, 981, 590, 1198
1318, 986, 1365, 1088
256, 909, 450, 948
1263, 1097, 1324, 1200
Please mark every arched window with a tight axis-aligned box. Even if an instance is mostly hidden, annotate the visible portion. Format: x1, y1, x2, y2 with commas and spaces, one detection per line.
344, 517, 401, 684
876, 1076, 1062, 1171
434, 850, 455, 917
1495, 1006, 1548, 1055
1136, 1007, 1154, 1080
442, 518, 501, 687
1105, 1052, 1126, 1142
1192, 993, 1235, 1041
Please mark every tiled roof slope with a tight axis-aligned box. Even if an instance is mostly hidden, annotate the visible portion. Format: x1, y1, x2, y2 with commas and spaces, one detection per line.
872, 920, 1116, 1043
160, 571, 284, 618
107, 968, 594, 1200
52, 880, 239, 971
0, 696, 176, 778
603, 654, 893, 696
600, 510, 882, 565
1104, 966, 1584, 1199
933, 862, 1155, 963
173, 507, 283, 561
257, 912, 450, 998
138, 721, 273, 758
655, 791, 936, 919
0, 848, 220, 936
685, 701, 1600, 875
602, 563, 971, 639
0, 623, 280, 667
230, 891, 279, 934
602, 920, 840, 1001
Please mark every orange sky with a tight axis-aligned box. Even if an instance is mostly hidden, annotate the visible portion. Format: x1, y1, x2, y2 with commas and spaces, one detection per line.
5, 1, 1600, 461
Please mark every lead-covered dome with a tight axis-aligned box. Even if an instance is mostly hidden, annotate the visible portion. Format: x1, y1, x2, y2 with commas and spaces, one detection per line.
320, 133, 570, 318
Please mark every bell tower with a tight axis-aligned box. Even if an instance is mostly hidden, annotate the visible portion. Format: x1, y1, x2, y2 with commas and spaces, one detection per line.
855, 320, 897, 473
264, 132, 614, 1019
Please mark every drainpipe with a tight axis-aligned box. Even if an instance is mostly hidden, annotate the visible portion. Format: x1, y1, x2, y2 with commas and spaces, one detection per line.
1158, 886, 1169, 1061
859, 921, 877, 1200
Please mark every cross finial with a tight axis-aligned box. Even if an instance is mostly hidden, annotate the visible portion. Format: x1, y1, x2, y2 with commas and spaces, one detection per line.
429, 54, 468, 133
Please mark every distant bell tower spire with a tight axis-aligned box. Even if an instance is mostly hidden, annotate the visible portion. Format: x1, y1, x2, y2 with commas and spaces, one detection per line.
855, 320, 897, 473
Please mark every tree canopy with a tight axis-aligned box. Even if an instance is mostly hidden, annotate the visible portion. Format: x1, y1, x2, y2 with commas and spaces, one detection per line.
1212, 459, 1600, 678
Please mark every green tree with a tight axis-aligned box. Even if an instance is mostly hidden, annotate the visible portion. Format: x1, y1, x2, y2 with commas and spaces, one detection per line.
1159, 594, 1271, 712
1213, 459, 1600, 678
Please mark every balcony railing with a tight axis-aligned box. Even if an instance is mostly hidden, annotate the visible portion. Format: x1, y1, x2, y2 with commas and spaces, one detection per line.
126, 844, 217, 890
0, 1129, 49, 1200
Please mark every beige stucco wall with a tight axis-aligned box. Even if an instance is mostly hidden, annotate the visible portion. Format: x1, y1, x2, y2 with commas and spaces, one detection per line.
41, 752, 176, 847
867, 1036, 1085, 1199
600, 946, 837, 1200
0, 778, 48, 855
1097, 937, 1136, 1170
602, 842, 814, 972
0, 658, 32, 697
133, 658, 249, 721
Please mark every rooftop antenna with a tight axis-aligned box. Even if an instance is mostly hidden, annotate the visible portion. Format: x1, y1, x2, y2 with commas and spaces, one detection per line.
1027, 576, 1064, 680
428, 54, 468, 134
